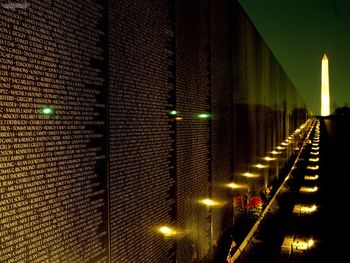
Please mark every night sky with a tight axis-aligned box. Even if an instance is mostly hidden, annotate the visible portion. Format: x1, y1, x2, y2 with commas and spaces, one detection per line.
239, 0, 350, 115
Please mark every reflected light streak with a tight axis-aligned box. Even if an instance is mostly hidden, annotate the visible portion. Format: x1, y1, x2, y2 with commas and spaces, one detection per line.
158, 226, 177, 237
253, 163, 268, 169
311, 147, 319, 151
304, 175, 319, 180
271, 151, 282, 155
310, 151, 319, 155
197, 113, 211, 119
175, 117, 183, 120
241, 172, 259, 178
276, 146, 286, 150
263, 156, 277, 161
199, 198, 220, 207
227, 183, 246, 189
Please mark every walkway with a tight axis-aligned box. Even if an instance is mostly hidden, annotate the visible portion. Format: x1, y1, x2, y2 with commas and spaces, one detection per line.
228, 117, 348, 262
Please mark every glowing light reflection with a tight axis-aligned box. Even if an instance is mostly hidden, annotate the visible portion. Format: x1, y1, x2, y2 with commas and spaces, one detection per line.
199, 198, 220, 207
41, 106, 55, 116
241, 172, 259, 178
158, 226, 177, 237
253, 163, 268, 169
271, 151, 282, 155
197, 113, 211, 119
262, 156, 276, 161
226, 183, 246, 189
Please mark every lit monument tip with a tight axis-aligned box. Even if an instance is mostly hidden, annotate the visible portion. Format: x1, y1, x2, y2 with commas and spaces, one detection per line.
321, 53, 330, 116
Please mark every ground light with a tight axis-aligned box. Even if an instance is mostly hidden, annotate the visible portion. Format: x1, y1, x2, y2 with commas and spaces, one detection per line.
293, 204, 317, 214
292, 238, 315, 250
304, 175, 319, 180
307, 165, 319, 170
309, 157, 319, 162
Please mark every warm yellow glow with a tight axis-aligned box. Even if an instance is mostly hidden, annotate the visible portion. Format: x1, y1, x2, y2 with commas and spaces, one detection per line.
253, 163, 268, 169
292, 239, 315, 250
241, 172, 259, 178
200, 198, 220, 206
307, 165, 319, 170
309, 157, 319, 162
300, 186, 318, 193
294, 204, 317, 214
301, 204, 317, 213
311, 147, 319, 151
310, 151, 319, 155
321, 53, 330, 116
263, 156, 276, 161
276, 146, 286, 150
304, 175, 319, 180
308, 239, 314, 247
312, 143, 319, 147
271, 151, 282, 155
158, 226, 177, 236
227, 183, 246, 189
281, 142, 289, 146
175, 117, 183, 120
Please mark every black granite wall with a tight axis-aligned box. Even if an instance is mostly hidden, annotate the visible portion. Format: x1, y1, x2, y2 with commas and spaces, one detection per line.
0, 1, 308, 262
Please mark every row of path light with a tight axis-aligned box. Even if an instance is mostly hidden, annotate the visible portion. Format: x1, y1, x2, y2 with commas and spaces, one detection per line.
227, 118, 316, 262
279, 119, 321, 262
